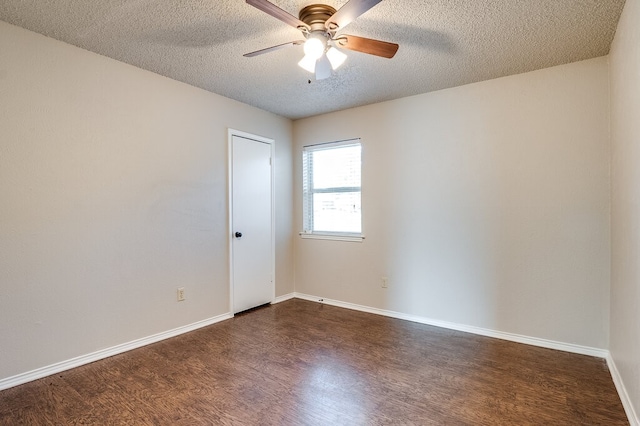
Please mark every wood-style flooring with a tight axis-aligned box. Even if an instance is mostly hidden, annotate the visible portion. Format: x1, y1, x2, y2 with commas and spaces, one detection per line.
0, 299, 628, 425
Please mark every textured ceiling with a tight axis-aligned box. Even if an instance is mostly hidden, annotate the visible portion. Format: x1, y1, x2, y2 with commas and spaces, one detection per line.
0, 0, 626, 119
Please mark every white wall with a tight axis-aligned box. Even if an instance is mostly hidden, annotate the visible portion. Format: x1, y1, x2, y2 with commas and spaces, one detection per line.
0, 21, 293, 381
293, 57, 611, 349
610, 0, 640, 420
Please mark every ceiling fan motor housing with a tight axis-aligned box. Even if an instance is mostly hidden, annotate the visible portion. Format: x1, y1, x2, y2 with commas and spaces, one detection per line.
299, 4, 337, 32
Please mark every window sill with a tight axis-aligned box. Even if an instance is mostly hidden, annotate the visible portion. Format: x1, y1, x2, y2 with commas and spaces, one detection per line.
299, 232, 364, 242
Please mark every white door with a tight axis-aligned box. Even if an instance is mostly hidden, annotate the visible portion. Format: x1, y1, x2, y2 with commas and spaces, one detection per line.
231, 133, 274, 313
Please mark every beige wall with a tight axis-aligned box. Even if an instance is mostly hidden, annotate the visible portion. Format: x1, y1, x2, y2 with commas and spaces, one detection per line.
610, 0, 640, 420
293, 57, 611, 349
0, 21, 293, 381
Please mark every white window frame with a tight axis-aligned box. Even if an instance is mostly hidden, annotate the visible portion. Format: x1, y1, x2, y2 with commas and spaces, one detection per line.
301, 138, 364, 242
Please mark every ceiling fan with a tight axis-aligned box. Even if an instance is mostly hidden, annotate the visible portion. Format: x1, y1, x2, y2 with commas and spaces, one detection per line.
244, 0, 399, 80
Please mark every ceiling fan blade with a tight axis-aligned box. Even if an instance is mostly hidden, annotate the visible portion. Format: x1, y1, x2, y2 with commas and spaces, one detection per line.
336, 35, 398, 58
246, 0, 310, 30
325, 0, 382, 31
315, 55, 332, 80
244, 40, 305, 57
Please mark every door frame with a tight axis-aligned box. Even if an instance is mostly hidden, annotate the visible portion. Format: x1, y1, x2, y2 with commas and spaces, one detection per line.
228, 128, 276, 315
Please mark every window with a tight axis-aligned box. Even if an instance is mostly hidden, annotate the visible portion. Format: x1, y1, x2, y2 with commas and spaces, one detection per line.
302, 139, 362, 241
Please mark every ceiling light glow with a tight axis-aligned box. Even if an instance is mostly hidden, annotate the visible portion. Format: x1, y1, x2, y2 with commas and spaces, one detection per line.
304, 35, 326, 60
326, 47, 347, 70
298, 54, 317, 73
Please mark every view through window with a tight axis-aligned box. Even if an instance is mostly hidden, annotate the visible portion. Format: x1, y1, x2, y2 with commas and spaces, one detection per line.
302, 139, 362, 237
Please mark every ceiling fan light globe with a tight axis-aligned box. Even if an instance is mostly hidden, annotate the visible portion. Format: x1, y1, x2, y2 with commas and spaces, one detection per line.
326, 47, 347, 70
298, 54, 317, 73
303, 36, 325, 60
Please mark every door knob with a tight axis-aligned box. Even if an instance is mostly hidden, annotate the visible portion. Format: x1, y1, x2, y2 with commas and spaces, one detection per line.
235, 232, 243, 238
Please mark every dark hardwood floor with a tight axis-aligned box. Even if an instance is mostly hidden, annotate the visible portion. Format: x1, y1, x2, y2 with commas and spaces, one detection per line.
0, 299, 628, 425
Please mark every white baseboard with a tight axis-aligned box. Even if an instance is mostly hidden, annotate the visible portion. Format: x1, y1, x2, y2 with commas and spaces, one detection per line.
272, 292, 295, 304
293, 292, 608, 358
0, 312, 232, 391
607, 353, 639, 426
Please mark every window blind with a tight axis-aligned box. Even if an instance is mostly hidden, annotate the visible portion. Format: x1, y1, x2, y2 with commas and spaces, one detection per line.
302, 139, 361, 235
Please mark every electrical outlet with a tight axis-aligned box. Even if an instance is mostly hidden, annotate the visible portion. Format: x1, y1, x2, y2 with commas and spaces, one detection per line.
381, 277, 388, 288
177, 287, 185, 301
